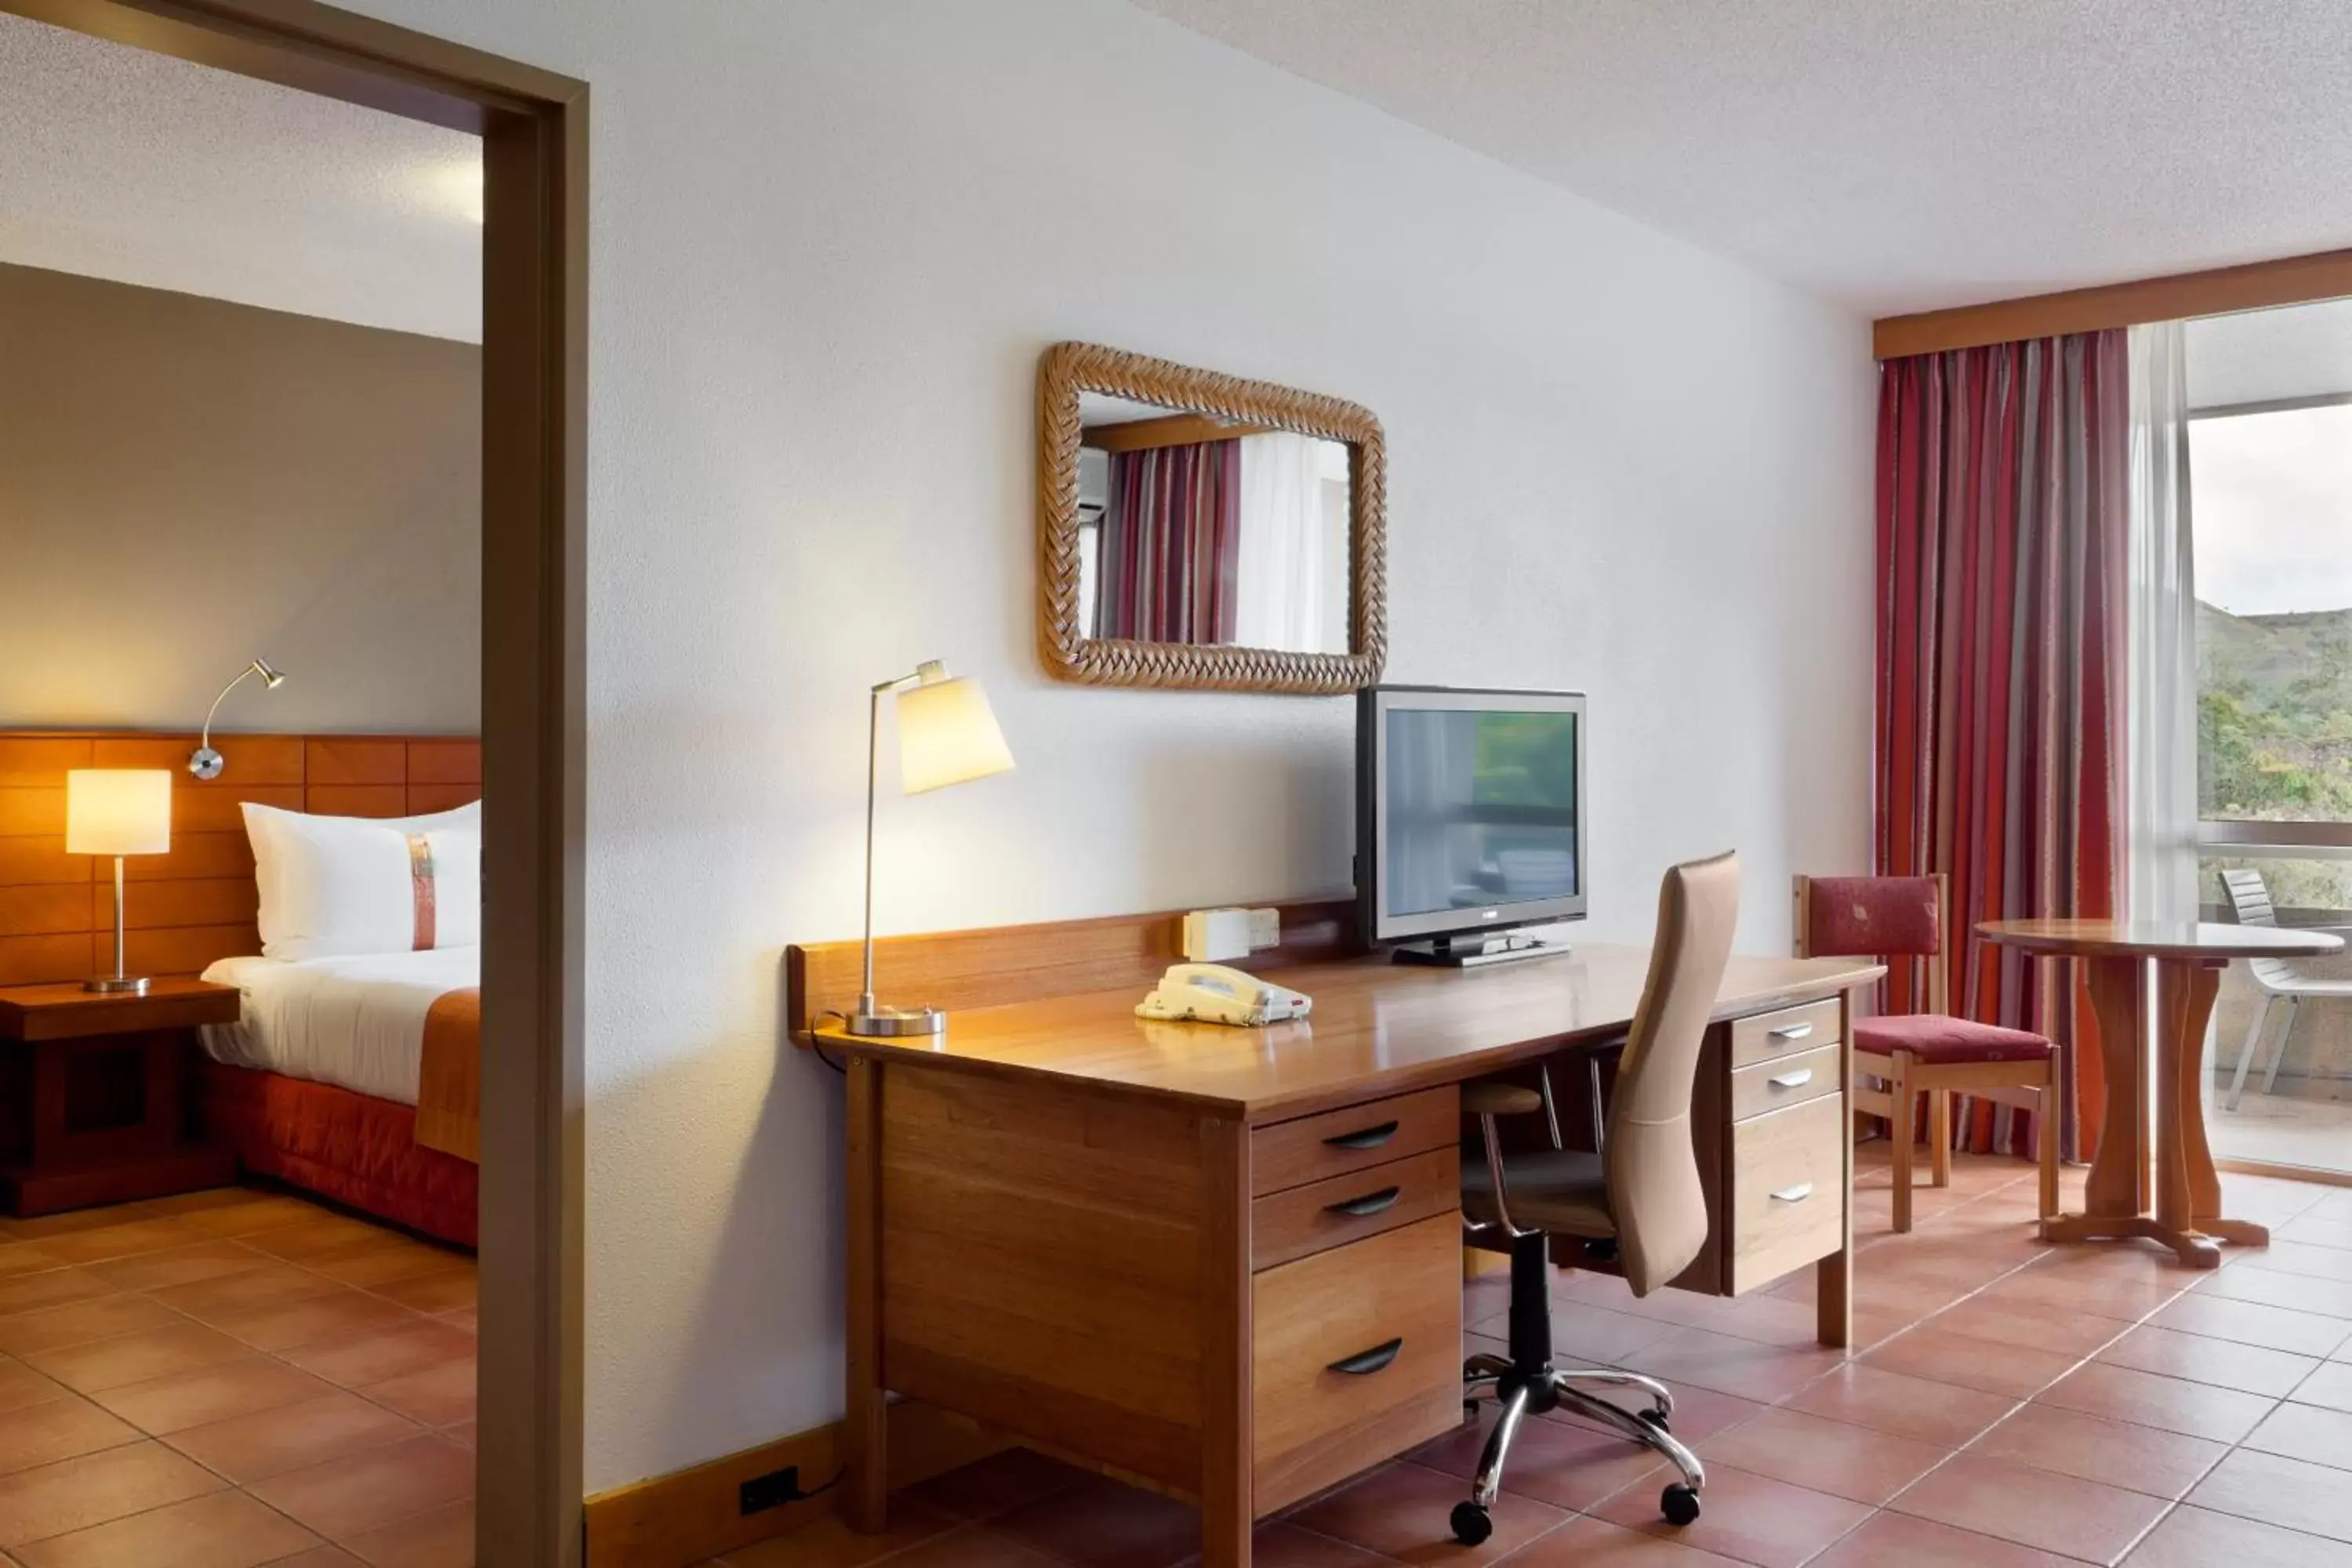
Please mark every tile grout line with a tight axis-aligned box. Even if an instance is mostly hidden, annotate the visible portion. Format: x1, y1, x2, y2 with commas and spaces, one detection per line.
0, 1188, 476, 1565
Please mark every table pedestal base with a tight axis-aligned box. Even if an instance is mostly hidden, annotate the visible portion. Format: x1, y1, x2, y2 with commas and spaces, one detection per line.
2042, 1212, 2223, 1269
2044, 953, 2257, 1270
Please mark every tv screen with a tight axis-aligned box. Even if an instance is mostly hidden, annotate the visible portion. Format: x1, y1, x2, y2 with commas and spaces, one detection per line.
1358, 687, 1586, 944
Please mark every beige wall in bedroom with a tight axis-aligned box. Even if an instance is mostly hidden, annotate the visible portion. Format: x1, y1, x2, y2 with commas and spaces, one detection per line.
0, 261, 479, 732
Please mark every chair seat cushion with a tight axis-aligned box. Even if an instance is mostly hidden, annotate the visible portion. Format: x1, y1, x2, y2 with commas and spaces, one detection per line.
1461, 1146, 1616, 1239
1854, 1012, 2054, 1065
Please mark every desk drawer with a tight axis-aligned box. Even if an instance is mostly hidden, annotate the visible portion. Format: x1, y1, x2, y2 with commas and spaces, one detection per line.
1252, 1214, 1463, 1513
1252, 1087, 1458, 1196
1731, 998, 1842, 1069
1729, 1095, 1846, 1292
1252, 1147, 1459, 1271
1730, 1042, 1841, 1122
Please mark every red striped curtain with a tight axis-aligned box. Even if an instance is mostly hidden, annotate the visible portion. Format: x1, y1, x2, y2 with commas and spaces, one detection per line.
1096, 440, 1241, 644
1875, 331, 2129, 1160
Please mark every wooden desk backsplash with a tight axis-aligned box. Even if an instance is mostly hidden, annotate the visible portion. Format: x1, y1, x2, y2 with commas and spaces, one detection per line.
0, 731, 480, 985
785, 893, 1359, 1041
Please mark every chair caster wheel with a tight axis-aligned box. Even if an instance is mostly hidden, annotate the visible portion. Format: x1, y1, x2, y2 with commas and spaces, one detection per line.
1661, 1484, 1701, 1526
1638, 1406, 1671, 1433
1450, 1501, 1494, 1546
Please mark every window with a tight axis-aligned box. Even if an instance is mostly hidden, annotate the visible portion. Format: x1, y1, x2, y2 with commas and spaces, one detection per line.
2192, 400, 2352, 920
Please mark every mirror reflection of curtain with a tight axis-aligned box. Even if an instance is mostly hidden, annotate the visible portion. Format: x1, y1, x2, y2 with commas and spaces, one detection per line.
1096, 440, 1240, 642
1232, 432, 1332, 652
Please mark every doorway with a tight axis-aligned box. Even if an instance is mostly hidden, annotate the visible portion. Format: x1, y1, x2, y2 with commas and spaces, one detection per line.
0, 2, 587, 1562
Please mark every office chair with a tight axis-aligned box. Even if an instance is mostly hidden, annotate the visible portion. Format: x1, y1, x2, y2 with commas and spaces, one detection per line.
1450, 851, 1739, 1546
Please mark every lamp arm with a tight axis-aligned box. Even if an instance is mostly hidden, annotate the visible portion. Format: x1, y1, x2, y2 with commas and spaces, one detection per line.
856, 667, 938, 1011
860, 683, 884, 1014
198, 663, 262, 753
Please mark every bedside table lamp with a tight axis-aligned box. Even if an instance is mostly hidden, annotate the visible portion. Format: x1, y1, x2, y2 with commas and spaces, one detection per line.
848, 661, 1015, 1036
67, 770, 173, 995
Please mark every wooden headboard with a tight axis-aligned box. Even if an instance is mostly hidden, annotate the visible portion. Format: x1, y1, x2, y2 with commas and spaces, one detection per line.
0, 731, 480, 985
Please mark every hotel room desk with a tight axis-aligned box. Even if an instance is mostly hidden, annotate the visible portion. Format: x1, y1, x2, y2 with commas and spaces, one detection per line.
802, 939, 1882, 1567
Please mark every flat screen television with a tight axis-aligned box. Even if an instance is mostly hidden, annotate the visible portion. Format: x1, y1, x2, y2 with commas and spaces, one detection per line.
1355, 684, 1586, 964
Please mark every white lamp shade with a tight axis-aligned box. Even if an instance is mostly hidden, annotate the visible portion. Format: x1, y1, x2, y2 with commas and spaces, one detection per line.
65, 770, 172, 856
897, 676, 1014, 794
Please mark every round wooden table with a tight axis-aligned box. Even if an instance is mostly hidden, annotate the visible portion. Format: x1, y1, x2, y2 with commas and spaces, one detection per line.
1978, 919, 2345, 1269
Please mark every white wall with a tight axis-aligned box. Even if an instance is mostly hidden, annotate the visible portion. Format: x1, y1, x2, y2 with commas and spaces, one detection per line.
339, 0, 1875, 1491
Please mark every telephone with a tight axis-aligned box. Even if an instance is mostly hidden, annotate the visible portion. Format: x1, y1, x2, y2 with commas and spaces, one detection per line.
1136, 964, 1312, 1027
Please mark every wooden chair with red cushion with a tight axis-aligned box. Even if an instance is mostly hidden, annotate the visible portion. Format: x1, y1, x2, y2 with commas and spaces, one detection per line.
1793, 873, 2060, 1235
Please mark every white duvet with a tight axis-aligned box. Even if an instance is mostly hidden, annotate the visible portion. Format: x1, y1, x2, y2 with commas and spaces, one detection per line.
200, 946, 479, 1106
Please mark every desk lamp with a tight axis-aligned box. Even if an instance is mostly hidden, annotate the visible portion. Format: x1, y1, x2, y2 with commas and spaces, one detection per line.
67, 770, 173, 994
848, 661, 1014, 1036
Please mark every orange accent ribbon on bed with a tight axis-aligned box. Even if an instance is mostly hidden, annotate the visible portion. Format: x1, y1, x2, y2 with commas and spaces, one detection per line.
415, 987, 480, 1163
407, 833, 438, 951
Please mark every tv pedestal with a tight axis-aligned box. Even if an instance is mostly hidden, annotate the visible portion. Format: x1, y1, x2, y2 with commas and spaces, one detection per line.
1391, 933, 1573, 968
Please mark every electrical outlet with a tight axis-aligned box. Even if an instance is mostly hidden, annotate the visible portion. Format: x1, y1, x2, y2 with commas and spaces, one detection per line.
739, 1465, 803, 1516
1247, 907, 1280, 949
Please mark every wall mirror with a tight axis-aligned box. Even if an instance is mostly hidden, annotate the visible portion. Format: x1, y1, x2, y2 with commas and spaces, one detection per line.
1037, 342, 1385, 693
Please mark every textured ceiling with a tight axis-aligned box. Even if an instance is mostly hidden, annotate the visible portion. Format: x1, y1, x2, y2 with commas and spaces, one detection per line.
0, 13, 480, 342
1134, 0, 2352, 318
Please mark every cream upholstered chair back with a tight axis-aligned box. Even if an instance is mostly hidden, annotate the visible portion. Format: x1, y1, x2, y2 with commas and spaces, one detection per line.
1606, 851, 1741, 1295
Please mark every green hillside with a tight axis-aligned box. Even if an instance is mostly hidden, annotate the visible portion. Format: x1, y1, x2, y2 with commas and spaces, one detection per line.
2198, 600, 2352, 822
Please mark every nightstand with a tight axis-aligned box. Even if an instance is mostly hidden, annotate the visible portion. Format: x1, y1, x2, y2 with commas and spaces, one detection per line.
0, 978, 241, 1216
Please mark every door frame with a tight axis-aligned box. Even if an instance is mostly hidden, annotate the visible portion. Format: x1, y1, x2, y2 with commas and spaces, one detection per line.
0, 2, 589, 1562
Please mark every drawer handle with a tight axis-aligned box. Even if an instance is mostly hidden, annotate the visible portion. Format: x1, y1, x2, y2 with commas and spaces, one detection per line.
1323, 1120, 1400, 1152
1767, 1022, 1816, 1042
1769, 1069, 1814, 1090
1770, 1181, 1815, 1203
1325, 1185, 1403, 1218
1327, 1338, 1404, 1376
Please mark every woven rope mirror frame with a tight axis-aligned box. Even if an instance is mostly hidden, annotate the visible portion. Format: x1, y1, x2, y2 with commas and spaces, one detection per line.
1036, 341, 1387, 694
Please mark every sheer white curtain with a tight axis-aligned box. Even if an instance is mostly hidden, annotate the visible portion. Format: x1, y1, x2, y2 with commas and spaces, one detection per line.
2126, 320, 2199, 923
1231, 433, 1327, 650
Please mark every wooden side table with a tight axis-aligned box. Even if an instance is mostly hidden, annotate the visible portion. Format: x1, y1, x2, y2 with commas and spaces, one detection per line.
1978, 919, 2344, 1268
0, 978, 241, 1216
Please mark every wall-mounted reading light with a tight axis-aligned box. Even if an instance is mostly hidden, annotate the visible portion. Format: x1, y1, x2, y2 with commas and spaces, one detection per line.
188, 658, 287, 780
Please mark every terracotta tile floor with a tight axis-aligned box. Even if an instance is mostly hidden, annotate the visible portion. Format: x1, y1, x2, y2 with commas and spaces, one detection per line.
706, 1150, 2352, 1566
0, 1185, 474, 1568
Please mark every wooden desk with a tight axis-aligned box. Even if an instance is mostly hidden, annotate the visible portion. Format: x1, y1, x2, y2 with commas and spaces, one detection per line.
1980, 919, 2344, 1268
789, 906, 1881, 1567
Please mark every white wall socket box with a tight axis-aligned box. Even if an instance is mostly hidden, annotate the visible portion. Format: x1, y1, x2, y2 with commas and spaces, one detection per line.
1247, 908, 1281, 949
1181, 908, 1254, 964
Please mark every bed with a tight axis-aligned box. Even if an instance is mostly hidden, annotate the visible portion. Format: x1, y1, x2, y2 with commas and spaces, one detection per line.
201, 947, 481, 1245
0, 731, 482, 1247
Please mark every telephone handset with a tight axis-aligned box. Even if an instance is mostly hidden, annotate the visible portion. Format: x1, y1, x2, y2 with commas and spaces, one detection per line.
1136, 963, 1312, 1027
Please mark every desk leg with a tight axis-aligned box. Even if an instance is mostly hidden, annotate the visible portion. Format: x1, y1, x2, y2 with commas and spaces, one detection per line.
1199, 1117, 1253, 1568
1817, 1013, 1853, 1350
844, 1057, 890, 1532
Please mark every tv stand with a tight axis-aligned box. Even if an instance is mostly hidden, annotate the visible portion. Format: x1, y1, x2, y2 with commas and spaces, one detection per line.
1391, 932, 1573, 968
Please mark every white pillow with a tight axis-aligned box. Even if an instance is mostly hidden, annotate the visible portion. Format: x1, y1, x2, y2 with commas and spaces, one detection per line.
243, 799, 481, 960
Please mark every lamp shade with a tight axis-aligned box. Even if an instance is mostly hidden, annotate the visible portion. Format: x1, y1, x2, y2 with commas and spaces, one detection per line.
65, 770, 172, 856
897, 675, 1014, 794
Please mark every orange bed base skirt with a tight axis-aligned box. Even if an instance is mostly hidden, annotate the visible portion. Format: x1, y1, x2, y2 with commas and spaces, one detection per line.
202, 1060, 477, 1248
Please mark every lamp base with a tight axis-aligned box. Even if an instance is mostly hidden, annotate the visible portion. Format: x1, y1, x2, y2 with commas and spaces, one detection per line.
82, 975, 150, 996
844, 1003, 946, 1037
